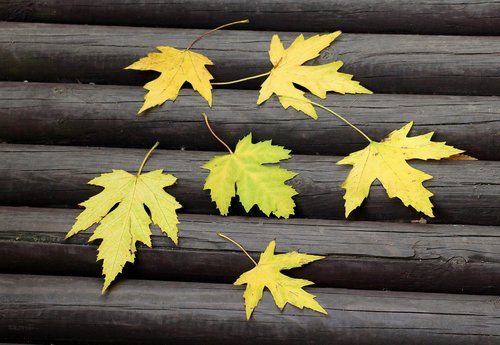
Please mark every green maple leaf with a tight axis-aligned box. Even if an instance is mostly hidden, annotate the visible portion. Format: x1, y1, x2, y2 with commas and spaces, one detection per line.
202, 134, 298, 218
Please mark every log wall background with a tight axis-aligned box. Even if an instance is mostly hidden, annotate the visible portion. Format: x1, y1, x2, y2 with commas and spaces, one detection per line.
0, 1, 499, 344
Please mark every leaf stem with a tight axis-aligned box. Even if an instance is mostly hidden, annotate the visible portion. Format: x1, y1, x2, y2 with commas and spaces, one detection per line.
202, 113, 233, 154
309, 100, 372, 142
217, 232, 257, 266
187, 19, 250, 50
278, 95, 373, 143
211, 71, 271, 86
137, 141, 160, 176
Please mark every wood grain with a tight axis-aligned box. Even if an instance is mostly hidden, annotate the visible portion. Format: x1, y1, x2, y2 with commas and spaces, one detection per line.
1, 206, 499, 294
0, 145, 498, 225
1, 0, 499, 35
0, 22, 499, 95
1, 82, 499, 160
0, 274, 499, 344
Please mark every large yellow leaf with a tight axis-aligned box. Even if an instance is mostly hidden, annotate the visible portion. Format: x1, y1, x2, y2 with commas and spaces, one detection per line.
338, 122, 464, 218
126, 46, 214, 113
234, 240, 327, 320
257, 32, 372, 119
66, 166, 181, 292
202, 134, 297, 218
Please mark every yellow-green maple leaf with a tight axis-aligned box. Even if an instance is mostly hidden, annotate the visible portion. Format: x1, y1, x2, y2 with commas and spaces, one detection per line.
126, 46, 214, 113
234, 239, 327, 320
202, 134, 297, 218
66, 164, 181, 292
257, 32, 372, 119
338, 122, 464, 218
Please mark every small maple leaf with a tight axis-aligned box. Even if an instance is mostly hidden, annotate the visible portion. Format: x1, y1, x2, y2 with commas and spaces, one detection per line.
202, 134, 297, 218
234, 239, 327, 320
338, 122, 464, 218
257, 32, 372, 119
66, 144, 182, 292
126, 46, 214, 113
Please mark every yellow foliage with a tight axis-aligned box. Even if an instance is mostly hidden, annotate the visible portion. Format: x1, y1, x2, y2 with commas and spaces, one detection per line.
66, 153, 181, 292
126, 46, 214, 113
234, 240, 327, 319
258, 32, 372, 119
338, 122, 464, 217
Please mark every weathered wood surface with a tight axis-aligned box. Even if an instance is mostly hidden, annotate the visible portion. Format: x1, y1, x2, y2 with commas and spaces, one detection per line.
1, 206, 499, 294
1, 0, 500, 36
1, 145, 499, 225
1, 82, 499, 160
1, 274, 499, 345
1, 22, 499, 95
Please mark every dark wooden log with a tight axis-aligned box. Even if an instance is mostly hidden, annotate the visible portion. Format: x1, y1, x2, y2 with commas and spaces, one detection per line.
0, 145, 499, 225
1, 274, 499, 344
1, 206, 499, 294
1, 0, 500, 36
1, 22, 499, 95
1, 82, 499, 160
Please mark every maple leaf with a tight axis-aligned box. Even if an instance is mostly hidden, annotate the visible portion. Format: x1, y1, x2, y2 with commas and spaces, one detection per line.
338, 122, 464, 218
202, 133, 297, 218
234, 239, 327, 320
257, 32, 372, 119
66, 144, 182, 292
126, 46, 214, 113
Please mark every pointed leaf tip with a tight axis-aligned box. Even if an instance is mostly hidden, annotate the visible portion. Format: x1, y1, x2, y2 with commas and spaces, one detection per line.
258, 32, 371, 118
66, 155, 182, 292
233, 239, 326, 319
340, 123, 465, 218
203, 134, 298, 218
127, 47, 214, 113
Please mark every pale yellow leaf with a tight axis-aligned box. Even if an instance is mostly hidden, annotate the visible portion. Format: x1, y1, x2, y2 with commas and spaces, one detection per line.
258, 32, 372, 119
66, 168, 181, 292
234, 240, 327, 320
338, 122, 464, 217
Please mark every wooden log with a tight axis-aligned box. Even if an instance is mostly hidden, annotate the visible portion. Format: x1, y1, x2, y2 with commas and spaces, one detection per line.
0, 145, 499, 225
1, 82, 499, 160
1, 22, 499, 95
0, 274, 499, 344
1, 0, 500, 36
1, 206, 499, 294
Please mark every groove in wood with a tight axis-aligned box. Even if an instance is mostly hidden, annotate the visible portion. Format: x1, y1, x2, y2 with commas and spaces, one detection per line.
1, 22, 499, 95
1, 82, 499, 160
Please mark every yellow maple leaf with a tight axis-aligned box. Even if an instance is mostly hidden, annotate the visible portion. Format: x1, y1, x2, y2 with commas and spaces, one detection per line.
257, 32, 372, 119
66, 144, 182, 292
202, 133, 297, 218
126, 46, 214, 113
234, 239, 327, 320
338, 122, 464, 218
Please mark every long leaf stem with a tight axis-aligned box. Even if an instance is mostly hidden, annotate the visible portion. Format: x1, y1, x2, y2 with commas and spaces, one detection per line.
217, 232, 257, 266
211, 71, 271, 86
187, 19, 250, 50
278, 95, 373, 143
137, 141, 160, 176
202, 113, 233, 154
309, 100, 372, 143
